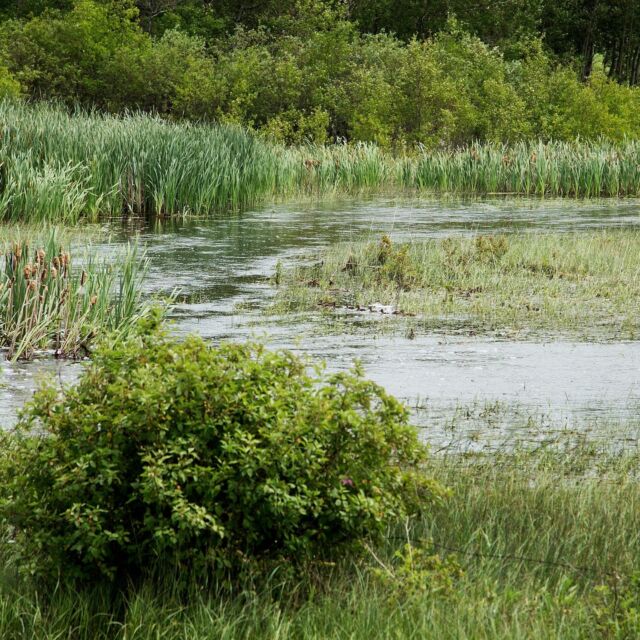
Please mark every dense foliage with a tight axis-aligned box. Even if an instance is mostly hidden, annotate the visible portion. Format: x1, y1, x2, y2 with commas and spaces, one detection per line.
0, 1, 639, 146
0, 314, 437, 581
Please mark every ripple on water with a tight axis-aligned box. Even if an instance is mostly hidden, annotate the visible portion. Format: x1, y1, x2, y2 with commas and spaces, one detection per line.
3, 196, 640, 445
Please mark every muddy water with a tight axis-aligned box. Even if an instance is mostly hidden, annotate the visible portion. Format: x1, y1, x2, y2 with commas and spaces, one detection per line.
3, 197, 640, 447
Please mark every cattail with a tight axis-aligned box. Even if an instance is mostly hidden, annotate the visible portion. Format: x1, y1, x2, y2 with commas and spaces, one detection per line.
52, 256, 60, 269
27, 280, 37, 292
90, 295, 97, 306
50, 267, 58, 279
36, 248, 45, 264
23, 266, 31, 280
80, 271, 87, 286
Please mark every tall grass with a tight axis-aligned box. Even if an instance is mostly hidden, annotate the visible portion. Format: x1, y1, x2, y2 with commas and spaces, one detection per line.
0, 230, 150, 359
0, 441, 636, 638
2, 102, 640, 222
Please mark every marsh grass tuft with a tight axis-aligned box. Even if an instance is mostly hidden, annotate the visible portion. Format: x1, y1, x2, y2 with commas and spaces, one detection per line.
274, 230, 640, 339
0, 230, 150, 360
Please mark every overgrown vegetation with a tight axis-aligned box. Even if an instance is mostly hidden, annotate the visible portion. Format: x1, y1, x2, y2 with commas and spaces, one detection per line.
274, 230, 640, 338
0, 1, 639, 146
4, 103, 640, 223
0, 436, 637, 638
0, 228, 149, 359
0, 314, 439, 581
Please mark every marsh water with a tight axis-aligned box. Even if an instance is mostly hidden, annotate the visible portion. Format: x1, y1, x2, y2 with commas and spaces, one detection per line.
3, 197, 640, 449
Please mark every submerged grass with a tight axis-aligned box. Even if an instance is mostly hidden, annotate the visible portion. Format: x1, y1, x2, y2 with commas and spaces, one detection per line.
0, 229, 150, 359
0, 438, 636, 638
273, 230, 640, 339
3, 101, 640, 222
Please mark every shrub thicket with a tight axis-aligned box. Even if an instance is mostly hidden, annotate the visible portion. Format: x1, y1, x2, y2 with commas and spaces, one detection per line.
0, 313, 439, 582
1, 1, 639, 146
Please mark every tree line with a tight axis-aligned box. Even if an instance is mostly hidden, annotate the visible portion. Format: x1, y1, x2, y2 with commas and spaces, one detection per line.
0, 0, 639, 145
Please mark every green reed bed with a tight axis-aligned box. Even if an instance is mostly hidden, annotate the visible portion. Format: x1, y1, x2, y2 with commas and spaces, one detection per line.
0, 230, 149, 359
274, 230, 640, 338
0, 101, 281, 222
0, 440, 635, 639
2, 102, 640, 222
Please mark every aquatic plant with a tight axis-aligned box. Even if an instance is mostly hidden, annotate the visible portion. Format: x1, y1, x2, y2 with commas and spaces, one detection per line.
0, 230, 149, 359
2, 102, 640, 223
274, 230, 640, 338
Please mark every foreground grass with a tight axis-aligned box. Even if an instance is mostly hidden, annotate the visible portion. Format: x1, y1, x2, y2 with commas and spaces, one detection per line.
4, 102, 640, 222
0, 442, 636, 639
274, 230, 640, 338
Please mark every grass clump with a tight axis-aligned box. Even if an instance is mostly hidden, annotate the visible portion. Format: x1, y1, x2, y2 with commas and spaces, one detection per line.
0, 229, 149, 360
274, 230, 640, 338
0, 314, 441, 582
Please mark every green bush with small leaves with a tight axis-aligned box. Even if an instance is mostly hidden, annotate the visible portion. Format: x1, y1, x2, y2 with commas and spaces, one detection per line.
0, 313, 441, 582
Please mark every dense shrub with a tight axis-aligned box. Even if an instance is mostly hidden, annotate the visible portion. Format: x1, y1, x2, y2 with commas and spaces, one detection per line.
0, 313, 440, 582
0, 64, 20, 99
2, 1, 640, 146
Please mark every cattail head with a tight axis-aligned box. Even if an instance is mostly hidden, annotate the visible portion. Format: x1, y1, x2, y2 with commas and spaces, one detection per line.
52, 256, 60, 269
27, 280, 37, 292
23, 266, 31, 280
36, 248, 45, 264
80, 271, 87, 286
50, 267, 58, 279
90, 295, 97, 306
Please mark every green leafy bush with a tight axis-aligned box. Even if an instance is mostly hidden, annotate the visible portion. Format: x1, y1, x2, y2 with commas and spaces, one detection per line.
0, 314, 440, 582
3, 1, 640, 146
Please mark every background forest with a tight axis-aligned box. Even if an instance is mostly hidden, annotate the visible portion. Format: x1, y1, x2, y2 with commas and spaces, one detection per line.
0, 1, 639, 146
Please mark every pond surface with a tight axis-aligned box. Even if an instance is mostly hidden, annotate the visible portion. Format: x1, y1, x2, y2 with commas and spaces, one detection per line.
3, 197, 640, 448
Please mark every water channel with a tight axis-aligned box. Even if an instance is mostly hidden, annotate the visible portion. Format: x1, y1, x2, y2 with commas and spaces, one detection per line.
3, 197, 640, 450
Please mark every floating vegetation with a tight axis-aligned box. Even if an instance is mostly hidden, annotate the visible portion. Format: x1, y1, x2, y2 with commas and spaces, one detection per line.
273, 230, 640, 339
0, 230, 150, 360
2, 102, 640, 222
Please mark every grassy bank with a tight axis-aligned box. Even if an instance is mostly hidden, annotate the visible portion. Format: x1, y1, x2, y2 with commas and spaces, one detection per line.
0, 442, 636, 639
3, 102, 640, 222
273, 230, 640, 338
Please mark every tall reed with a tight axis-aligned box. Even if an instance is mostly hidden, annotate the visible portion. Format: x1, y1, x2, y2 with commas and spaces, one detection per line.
2, 101, 640, 223
0, 230, 149, 360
